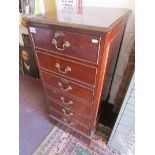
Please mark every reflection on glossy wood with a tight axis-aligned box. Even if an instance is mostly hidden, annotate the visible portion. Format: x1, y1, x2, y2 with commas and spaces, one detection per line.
24, 7, 130, 33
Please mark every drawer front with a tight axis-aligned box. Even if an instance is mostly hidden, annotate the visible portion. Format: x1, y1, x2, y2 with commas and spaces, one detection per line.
41, 71, 94, 103
48, 99, 91, 128
31, 27, 100, 63
36, 51, 97, 86
49, 108, 91, 136
45, 86, 92, 117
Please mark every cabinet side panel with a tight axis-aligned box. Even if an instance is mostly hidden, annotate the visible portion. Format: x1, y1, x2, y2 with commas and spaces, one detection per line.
91, 16, 129, 128
102, 26, 125, 101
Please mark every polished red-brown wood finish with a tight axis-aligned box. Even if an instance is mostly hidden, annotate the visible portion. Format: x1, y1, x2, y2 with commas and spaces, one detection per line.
45, 86, 92, 117
48, 99, 91, 128
36, 51, 97, 86
49, 107, 91, 135
23, 7, 130, 138
32, 27, 100, 63
41, 70, 94, 103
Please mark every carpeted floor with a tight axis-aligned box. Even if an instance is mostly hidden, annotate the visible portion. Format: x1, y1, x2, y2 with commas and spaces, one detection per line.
19, 74, 57, 155
33, 123, 119, 155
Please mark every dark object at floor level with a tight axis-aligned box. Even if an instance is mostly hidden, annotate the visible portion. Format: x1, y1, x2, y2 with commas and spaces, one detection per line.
99, 102, 118, 129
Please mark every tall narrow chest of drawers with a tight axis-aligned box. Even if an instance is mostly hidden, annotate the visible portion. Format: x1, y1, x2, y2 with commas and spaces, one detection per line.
23, 7, 130, 138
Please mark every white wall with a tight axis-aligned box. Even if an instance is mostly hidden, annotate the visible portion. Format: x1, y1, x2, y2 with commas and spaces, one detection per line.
83, 0, 135, 104
19, 25, 28, 46
83, 0, 134, 9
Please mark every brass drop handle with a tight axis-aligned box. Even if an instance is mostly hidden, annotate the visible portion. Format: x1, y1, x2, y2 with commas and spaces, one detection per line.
52, 39, 70, 51
62, 109, 74, 116
58, 82, 72, 92
63, 118, 74, 126
55, 63, 71, 74
60, 97, 73, 105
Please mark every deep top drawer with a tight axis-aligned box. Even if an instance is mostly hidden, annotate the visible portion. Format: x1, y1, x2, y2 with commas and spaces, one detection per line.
30, 27, 100, 63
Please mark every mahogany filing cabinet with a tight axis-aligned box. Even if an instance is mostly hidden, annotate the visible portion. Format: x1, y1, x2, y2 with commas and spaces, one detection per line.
23, 7, 130, 138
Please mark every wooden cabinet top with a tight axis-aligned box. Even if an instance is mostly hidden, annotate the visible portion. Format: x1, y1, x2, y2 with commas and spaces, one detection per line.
23, 7, 130, 33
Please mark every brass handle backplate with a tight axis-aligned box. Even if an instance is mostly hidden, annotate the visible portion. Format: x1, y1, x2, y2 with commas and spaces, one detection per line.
61, 97, 73, 105
63, 118, 74, 126
52, 39, 70, 51
58, 82, 72, 92
55, 63, 71, 74
62, 108, 74, 116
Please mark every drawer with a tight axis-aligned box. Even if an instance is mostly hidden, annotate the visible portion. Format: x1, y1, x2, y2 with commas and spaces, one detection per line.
31, 27, 100, 63
41, 70, 94, 103
45, 86, 92, 117
36, 51, 97, 86
49, 108, 91, 136
48, 99, 91, 128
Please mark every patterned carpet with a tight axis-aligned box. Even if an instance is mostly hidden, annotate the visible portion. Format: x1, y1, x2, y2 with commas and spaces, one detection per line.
32, 123, 119, 155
